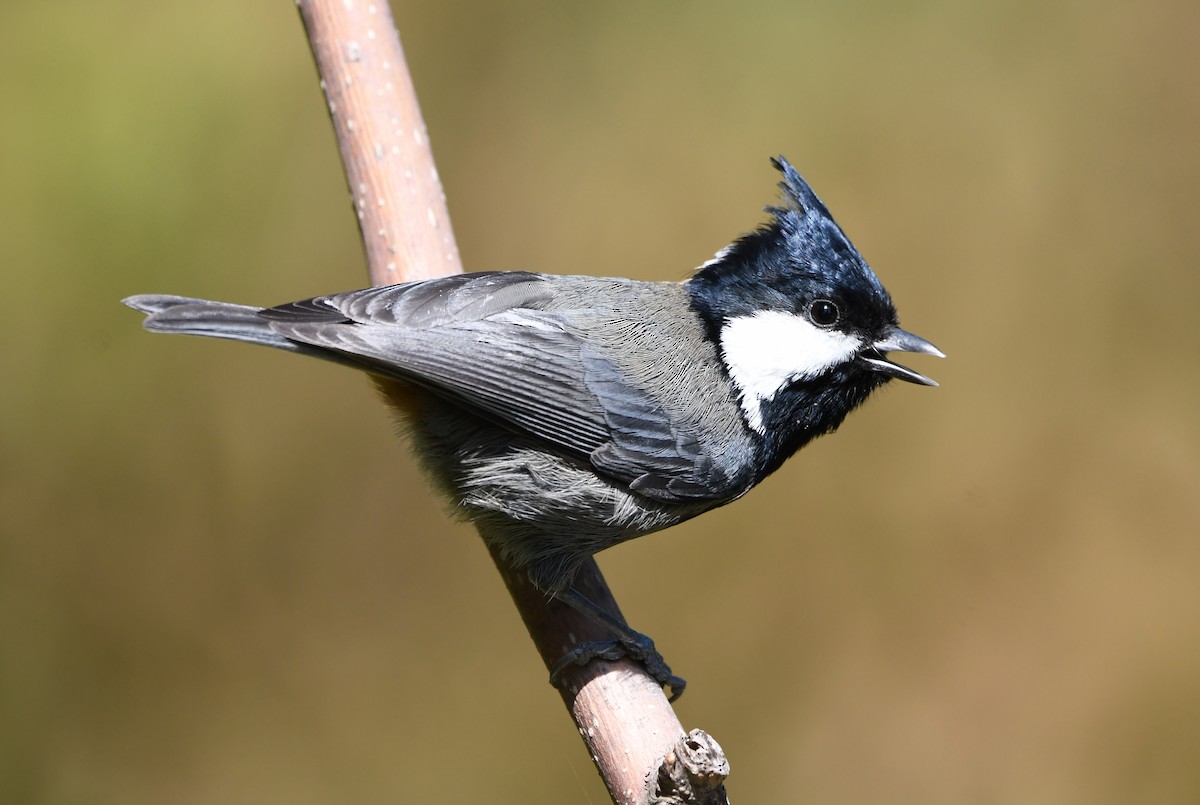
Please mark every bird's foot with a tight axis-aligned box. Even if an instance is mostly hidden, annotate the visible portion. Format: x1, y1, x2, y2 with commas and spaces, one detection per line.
549, 587, 687, 701
550, 635, 686, 701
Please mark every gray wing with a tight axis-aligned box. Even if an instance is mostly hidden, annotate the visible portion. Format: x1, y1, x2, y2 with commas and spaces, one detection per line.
258, 272, 750, 501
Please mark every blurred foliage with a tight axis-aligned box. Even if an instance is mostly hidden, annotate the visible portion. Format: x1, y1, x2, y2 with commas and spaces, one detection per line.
2, 0, 1198, 802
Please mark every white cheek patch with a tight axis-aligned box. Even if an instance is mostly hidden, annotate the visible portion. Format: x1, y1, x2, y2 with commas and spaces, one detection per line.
720, 311, 862, 433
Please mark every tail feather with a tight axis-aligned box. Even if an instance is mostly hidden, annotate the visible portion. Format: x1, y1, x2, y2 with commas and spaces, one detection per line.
122, 294, 313, 357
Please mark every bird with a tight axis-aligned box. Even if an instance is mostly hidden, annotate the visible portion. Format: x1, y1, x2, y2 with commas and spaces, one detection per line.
124, 156, 943, 699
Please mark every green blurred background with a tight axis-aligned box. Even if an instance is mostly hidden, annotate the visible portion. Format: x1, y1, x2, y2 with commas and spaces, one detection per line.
3, 1, 1198, 802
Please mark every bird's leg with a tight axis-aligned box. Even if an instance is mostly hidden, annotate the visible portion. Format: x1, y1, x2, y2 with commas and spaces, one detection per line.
550, 587, 686, 701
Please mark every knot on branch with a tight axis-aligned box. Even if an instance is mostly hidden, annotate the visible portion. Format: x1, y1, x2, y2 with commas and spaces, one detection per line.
649, 729, 730, 805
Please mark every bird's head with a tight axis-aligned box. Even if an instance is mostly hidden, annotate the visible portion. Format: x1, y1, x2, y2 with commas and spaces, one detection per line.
687, 156, 943, 466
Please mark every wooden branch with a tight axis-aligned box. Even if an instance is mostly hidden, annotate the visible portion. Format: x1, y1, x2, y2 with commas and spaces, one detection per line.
294, 2, 728, 802
297, 0, 458, 285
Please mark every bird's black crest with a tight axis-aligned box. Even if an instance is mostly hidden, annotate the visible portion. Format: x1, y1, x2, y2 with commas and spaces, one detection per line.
766, 155, 834, 230
687, 156, 895, 337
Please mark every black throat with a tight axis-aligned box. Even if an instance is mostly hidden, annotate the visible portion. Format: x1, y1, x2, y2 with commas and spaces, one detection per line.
750, 364, 889, 480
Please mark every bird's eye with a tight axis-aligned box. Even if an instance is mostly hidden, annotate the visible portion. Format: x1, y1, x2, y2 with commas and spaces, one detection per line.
808, 299, 840, 327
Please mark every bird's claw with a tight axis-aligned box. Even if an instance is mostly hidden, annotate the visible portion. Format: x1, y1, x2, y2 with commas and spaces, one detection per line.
550, 636, 687, 701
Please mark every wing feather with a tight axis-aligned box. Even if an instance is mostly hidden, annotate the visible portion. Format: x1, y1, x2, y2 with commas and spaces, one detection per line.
259, 272, 749, 501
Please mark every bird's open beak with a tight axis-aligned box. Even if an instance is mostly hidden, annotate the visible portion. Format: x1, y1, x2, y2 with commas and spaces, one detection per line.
859, 326, 945, 386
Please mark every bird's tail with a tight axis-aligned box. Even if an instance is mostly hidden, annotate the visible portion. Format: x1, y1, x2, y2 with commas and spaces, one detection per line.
123, 294, 315, 358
